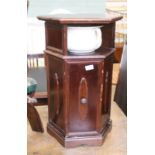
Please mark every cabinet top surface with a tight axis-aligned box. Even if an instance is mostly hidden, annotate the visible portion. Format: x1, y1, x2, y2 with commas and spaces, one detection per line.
45, 48, 115, 59
37, 13, 122, 24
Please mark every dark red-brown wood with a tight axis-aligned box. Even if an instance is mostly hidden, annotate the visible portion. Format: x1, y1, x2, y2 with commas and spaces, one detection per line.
38, 14, 122, 24
38, 14, 122, 147
27, 102, 44, 132
45, 49, 114, 147
38, 14, 122, 56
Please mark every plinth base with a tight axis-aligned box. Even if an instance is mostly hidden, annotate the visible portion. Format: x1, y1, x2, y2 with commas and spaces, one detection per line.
47, 120, 112, 148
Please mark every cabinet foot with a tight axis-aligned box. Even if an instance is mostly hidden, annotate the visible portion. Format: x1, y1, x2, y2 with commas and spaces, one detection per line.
47, 120, 112, 148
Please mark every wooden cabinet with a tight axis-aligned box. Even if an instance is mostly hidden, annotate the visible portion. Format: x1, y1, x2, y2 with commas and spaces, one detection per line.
38, 14, 122, 147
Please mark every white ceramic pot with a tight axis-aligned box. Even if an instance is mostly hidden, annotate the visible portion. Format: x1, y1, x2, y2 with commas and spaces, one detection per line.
67, 26, 102, 54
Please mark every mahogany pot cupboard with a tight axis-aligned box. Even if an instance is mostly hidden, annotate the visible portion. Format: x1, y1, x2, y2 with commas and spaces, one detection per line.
38, 14, 122, 148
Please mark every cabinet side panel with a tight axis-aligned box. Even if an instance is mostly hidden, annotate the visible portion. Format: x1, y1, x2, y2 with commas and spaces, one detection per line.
100, 23, 115, 49
45, 22, 63, 50
101, 54, 113, 126
45, 53, 51, 121
46, 54, 65, 132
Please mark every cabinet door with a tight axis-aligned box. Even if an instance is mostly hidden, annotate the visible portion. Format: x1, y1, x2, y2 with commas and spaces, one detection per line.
66, 60, 104, 135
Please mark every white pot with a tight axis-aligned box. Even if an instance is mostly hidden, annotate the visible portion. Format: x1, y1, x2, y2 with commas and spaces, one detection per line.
67, 26, 102, 54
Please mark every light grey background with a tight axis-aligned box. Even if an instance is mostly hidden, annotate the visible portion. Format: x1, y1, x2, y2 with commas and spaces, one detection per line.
28, 0, 107, 17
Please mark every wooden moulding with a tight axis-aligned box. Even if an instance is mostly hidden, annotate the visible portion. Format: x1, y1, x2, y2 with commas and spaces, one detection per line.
44, 48, 115, 60
38, 14, 122, 25
47, 120, 112, 148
